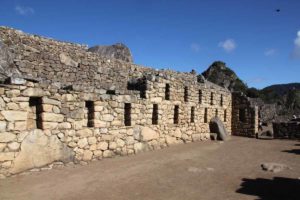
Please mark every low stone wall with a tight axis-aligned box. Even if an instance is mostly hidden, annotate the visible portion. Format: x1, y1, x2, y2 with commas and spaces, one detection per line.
0, 76, 232, 177
231, 93, 258, 137
273, 122, 300, 139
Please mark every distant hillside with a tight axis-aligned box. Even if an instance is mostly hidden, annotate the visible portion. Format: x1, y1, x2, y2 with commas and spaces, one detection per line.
201, 61, 300, 120
201, 61, 248, 93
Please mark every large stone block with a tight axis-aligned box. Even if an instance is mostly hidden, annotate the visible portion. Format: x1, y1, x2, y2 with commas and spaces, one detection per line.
1, 111, 27, 121
141, 127, 159, 141
10, 129, 74, 174
22, 88, 47, 97
41, 113, 64, 122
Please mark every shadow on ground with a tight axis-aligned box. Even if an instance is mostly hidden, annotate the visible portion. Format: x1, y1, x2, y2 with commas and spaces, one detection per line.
282, 149, 300, 155
236, 177, 300, 200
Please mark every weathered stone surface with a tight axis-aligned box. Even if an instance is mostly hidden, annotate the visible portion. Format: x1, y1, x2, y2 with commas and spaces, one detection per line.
82, 150, 93, 161
0, 143, 6, 152
0, 132, 16, 142
88, 43, 133, 63
102, 114, 114, 122
7, 142, 20, 151
109, 142, 117, 150
78, 138, 88, 148
141, 127, 159, 141
59, 53, 78, 67
0, 152, 14, 162
134, 142, 146, 153
76, 129, 93, 138
97, 142, 108, 150
1, 111, 27, 121
88, 137, 97, 145
103, 150, 113, 158
58, 122, 71, 129
166, 136, 177, 145
42, 122, 58, 130
10, 129, 74, 174
116, 138, 125, 147
42, 113, 64, 122
0, 121, 7, 132
209, 117, 228, 141
22, 88, 47, 97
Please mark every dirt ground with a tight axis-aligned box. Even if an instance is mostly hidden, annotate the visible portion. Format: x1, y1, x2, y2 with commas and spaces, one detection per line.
0, 136, 299, 200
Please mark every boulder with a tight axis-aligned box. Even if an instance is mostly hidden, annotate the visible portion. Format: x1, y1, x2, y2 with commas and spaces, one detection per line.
209, 117, 228, 141
88, 43, 133, 63
10, 129, 74, 174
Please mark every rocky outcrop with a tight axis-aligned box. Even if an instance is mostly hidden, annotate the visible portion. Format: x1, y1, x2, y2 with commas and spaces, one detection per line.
202, 61, 247, 93
88, 43, 133, 63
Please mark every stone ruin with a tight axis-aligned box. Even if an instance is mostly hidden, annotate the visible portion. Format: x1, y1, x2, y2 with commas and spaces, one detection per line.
0, 27, 258, 178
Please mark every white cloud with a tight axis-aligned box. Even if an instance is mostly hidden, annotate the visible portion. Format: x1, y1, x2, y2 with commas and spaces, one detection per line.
218, 39, 236, 53
15, 5, 34, 16
190, 43, 200, 52
292, 30, 300, 59
264, 48, 277, 56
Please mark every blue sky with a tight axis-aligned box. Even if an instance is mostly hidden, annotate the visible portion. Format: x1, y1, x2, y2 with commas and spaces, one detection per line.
0, 0, 299, 89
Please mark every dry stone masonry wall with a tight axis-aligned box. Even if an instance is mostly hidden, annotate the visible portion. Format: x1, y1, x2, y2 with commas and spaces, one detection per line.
0, 27, 253, 178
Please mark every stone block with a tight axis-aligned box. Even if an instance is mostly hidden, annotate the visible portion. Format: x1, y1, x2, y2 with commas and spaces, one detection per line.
1, 111, 27, 121
116, 138, 125, 147
109, 142, 117, 150
0, 132, 16, 142
58, 122, 71, 129
42, 122, 58, 130
82, 150, 93, 161
76, 129, 93, 138
97, 142, 108, 150
77, 138, 88, 148
88, 137, 97, 145
42, 98, 61, 106
0, 152, 15, 161
94, 120, 107, 128
102, 114, 114, 122
41, 113, 64, 122
14, 121, 27, 131
22, 88, 47, 97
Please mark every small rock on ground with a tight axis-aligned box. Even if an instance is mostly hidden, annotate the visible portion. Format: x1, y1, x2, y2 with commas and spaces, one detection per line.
261, 162, 290, 173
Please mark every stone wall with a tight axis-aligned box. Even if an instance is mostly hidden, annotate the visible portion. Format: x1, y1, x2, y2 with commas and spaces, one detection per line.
273, 122, 300, 139
232, 93, 258, 137
0, 27, 233, 178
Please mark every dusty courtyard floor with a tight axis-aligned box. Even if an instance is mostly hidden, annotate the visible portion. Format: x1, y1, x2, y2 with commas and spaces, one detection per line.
0, 136, 299, 200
